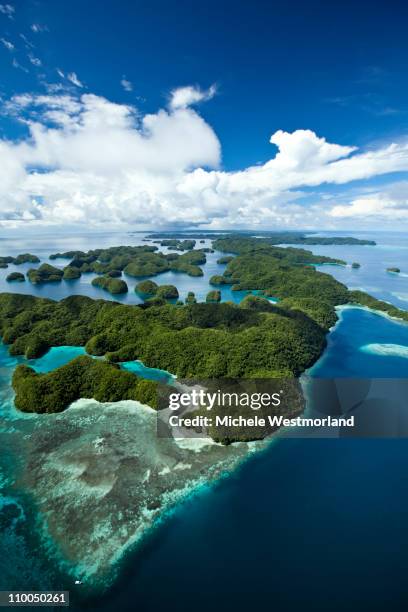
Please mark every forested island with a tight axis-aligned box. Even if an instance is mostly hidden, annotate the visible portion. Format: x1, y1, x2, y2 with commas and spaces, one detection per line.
0, 253, 40, 268
48, 245, 206, 278
91, 276, 128, 294
1, 233, 403, 434
27, 263, 64, 284
147, 231, 376, 246
6, 272, 25, 282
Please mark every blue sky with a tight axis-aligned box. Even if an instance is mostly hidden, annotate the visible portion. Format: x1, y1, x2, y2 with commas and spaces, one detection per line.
0, 0, 407, 231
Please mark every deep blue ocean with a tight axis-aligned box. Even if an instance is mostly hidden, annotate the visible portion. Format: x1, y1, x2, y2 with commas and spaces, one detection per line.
0, 230, 407, 612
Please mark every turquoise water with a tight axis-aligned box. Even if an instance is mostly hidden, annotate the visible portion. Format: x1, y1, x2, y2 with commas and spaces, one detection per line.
121, 360, 174, 383
0, 230, 407, 611
309, 306, 408, 378
28, 346, 86, 372
2, 344, 173, 390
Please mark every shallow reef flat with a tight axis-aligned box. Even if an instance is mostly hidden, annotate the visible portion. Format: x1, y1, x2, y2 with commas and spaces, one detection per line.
21, 398, 259, 588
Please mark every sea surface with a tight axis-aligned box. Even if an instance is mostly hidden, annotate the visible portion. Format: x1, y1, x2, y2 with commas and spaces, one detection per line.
0, 230, 407, 611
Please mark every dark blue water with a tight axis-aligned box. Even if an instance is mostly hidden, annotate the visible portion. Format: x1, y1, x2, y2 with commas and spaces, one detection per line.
0, 230, 408, 611
79, 438, 408, 612
310, 306, 408, 378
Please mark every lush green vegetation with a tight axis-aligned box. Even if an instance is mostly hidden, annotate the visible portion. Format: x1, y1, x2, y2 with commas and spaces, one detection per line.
13, 253, 41, 265
0, 253, 40, 267
206, 290, 221, 303
185, 291, 197, 304
124, 251, 171, 277
106, 269, 122, 278
212, 236, 347, 265
149, 231, 376, 245
1, 234, 393, 419
48, 245, 206, 278
0, 257, 14, 266
6, 272, 25, 282
63, 266, 81, 280
91, 276, 128, 294
156, 285, 179, 299
217, 256, 234, 264
210, 275, 233, 286
135, 280, 158, 295
0, 292, 327, 384
27, 263, 64, 284
387, 267, 400, 273
13, 355, 158, 413
349, 291, 408, 322
154, 239, 196, 250
269, 234, 376, 246
49, 250, 88, 260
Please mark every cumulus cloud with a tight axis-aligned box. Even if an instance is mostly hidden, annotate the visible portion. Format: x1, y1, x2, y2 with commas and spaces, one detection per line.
0, 88, 408, 229
330, 183, 408, 220
169, 84, 217, 109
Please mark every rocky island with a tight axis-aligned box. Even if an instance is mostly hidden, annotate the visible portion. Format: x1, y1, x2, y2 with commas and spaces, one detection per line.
387, 267, 401, 273
91, 276, 128, 294
27, 263, 64, 284
0, 253, 40, 268
6, 272, 25, 282
48, 245, 206, 278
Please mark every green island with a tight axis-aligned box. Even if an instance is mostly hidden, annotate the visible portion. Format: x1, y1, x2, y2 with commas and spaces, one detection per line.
148, 231, 376, 246
351, 262, 361, 269
217, 256, 234, 264
185, 291, 197, 304
348, 290, 408, 322
156, 284, 179, 299
12, 355, 157, 413
206, 289, 221, 302
135, 279, 159, 295
387, 267, 401, 273
91, 276, 128, 294
2, 236, 406, 438
6, 272, 25, 282
63, 266, 82, 280
153, 239, 196, 250
0, 253, 40, 268
27, 263, 64, 284
49, 245, 206, 278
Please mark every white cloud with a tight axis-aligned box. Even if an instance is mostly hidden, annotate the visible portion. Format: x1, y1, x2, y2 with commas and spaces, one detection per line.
20, 33, 35, 49
12, 57, 28, 72
31, 23, 48, 33
28, 53, 42, 66
1, 37, 14, 50
0, 88, 408, 230
169, 84, 217, 109
0, 3, 14, 19
121, 77, 133, 92
330, 183, 408, 220
67, 72, 83, 88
